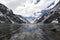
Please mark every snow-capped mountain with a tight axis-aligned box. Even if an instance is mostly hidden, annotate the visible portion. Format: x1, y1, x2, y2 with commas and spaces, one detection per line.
0, 0, 59, 23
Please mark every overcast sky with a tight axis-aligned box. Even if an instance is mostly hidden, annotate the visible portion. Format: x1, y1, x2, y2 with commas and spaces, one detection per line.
0, 0, 59, 17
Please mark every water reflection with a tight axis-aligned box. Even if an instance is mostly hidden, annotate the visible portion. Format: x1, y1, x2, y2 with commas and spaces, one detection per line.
0, 23, 60, 40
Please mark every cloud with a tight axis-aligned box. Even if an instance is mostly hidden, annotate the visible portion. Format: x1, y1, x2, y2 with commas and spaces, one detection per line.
0, 0, 59, 17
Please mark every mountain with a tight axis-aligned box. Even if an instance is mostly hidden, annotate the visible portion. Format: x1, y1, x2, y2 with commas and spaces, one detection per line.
35, 1, 60, 23
0, 3, 30, 24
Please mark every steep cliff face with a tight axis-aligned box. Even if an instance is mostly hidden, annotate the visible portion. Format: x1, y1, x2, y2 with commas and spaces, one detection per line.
0, 3, 30, 24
